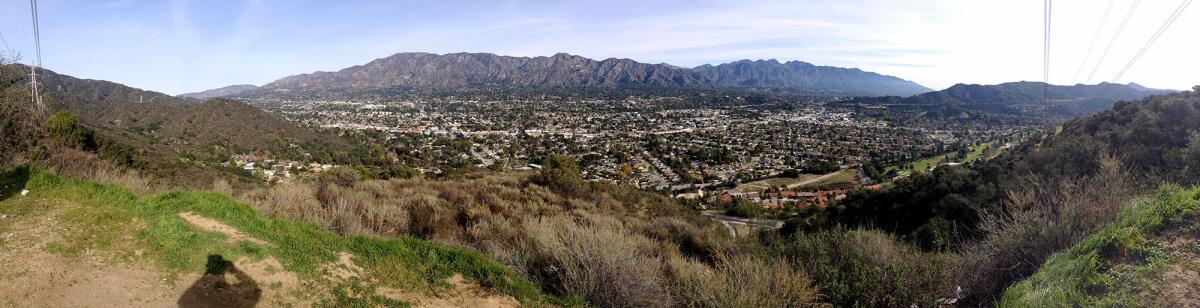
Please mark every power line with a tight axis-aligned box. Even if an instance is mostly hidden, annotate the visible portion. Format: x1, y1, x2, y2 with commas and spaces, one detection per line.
1071, 0, 1115, 84
1044, 0, 1052, 105
1112, 0, 1193, 82
28, 0, 43, 112
0, 31, 11, 52
1085, 0, 1142, 83
29, 0, 41, 67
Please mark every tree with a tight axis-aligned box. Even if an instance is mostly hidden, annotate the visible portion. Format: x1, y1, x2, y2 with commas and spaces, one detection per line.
45, 110, 90, 148
537, 153, 584, 194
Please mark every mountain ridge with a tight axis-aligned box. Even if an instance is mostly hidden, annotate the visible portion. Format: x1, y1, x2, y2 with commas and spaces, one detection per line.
852, 81, 1172, 118
234, 52, 931, 97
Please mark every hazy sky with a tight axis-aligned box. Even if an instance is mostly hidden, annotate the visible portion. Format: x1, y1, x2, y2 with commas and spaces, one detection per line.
1, 0, 1197, 95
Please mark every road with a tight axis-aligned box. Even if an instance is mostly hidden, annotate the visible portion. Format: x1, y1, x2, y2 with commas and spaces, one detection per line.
700, 210, 784, 237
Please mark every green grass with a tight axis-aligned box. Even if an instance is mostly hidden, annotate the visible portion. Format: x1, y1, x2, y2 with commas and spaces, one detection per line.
1000, 185, 1200, 307
887, 141, 999, 177
0, 166, 552, 306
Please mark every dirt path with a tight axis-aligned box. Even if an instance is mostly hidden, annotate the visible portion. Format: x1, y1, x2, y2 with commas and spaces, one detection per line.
0, 201, 195, 307
0, 201, 519, 307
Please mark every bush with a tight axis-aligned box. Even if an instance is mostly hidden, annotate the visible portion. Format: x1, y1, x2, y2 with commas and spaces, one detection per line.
667, 253, 824, 307
725, 198, 762, 218
45, 110, 90, 148
534, 153, 585, 195
777, 228, 957, 307
520, 215, 670, 307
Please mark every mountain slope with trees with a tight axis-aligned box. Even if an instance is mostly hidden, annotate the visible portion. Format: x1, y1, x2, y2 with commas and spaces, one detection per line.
178, 84, 260, 100
2, 63, 350, 187
852, 81, 1171, 118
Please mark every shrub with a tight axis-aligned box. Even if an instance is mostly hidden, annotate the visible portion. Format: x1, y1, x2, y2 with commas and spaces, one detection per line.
667, 253, 824, 307
45, 110, 90, 148
534, 153, 585, 195
520, 215, 670, 307
778, 228, 957, 307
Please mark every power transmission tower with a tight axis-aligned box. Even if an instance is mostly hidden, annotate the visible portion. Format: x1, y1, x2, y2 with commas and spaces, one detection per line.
28, 0, 45, 113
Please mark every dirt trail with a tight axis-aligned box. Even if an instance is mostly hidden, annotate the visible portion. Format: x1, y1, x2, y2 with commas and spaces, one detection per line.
178, 212, 268, 246
0, 202, 194, 307
1, 203, 518, 307
375, 273, 519, 308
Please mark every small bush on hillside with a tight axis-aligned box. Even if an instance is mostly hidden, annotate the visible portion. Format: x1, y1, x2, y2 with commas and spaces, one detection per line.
519, 215, 670, 307
667, 253, 824, 307
45, 110, 90, 148
534, 153, 586, 196
777, 228, 957, 307
725, 198, 763, 218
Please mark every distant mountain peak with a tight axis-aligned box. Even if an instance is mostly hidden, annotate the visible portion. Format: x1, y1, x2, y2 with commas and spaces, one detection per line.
178, 84, 260, 100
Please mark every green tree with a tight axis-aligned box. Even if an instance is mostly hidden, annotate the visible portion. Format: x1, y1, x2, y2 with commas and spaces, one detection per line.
45, 110, 90, 148
537, 153, 584, 194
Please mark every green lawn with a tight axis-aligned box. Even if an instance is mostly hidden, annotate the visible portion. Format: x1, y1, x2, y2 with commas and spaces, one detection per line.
0, 166, 554, 306
887, 141, 1000, 177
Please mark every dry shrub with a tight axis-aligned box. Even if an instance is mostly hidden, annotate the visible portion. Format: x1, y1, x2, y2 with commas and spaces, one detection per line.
245, 182, 331, 229
241, 172, 777, 306
211, 178, 234, 197
783, 228, 958, 307
667, 253, 825, 307
90, 167, 157, 196
958, 152, 1137, 303
520, 215, 670, 307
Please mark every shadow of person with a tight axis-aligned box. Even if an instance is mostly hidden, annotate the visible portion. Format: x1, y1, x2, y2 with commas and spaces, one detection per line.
178, 254, 262, 308
0, 166, 30, 202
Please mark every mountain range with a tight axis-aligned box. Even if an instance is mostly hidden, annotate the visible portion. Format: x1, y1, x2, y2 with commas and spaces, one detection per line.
184, 52, 932, 97
178, 84, 260, 100
852, 81, 1172, 118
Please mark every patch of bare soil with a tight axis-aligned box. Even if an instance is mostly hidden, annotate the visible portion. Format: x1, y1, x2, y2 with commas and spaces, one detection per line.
375, 273, 520, 308
321, 251, 365, 282
1155, 218, 1200, 307
0, 202, 194, 307
177, 211, 268, 246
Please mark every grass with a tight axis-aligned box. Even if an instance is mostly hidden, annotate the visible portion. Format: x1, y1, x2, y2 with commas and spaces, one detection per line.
727, 169, 858, 193
887, 141, 999, 177
0, 166, 552, 306
729, 174, 821, 193
999, 185, 1200, 307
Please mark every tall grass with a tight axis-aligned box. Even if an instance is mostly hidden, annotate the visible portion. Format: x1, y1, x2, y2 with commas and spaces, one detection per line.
958, 153, 1136, 303
1000, 185, 1200, 306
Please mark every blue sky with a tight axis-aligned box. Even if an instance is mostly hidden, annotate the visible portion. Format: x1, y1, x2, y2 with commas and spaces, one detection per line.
1, 0, 1197, 95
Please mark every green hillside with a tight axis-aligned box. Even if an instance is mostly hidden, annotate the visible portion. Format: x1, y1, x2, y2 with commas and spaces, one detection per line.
1002, 185, 1200, 306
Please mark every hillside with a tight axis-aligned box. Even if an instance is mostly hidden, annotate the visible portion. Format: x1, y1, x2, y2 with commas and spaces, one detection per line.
1002, 185, 1200, 306
692, 59, 930, 96
178, 84, 260, 100
251, 52, 928, 97
1, 63, 348, 187
854, 81, 1170, 118
22, 64, 338, 154
0, 166, 549, 306
825, 87, 1200, 305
